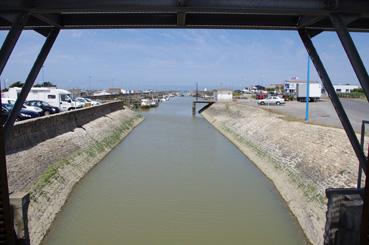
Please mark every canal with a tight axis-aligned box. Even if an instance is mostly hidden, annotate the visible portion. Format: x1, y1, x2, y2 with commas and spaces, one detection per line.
43, 97, 308, 245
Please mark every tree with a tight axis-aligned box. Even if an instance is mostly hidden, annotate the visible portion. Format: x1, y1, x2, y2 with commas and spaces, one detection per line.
352, 88, 364, 93
9, 81, 24, 88
34, 81, 56, 87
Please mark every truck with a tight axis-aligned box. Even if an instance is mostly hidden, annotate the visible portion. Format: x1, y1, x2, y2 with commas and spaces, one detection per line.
4, 87, 83, 111
296, 83, 322, 102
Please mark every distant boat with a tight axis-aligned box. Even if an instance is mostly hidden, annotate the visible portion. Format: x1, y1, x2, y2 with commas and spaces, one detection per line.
150, 99, 159, 107
141, 98, 159, 108
141, 99, 151, 108
160, 96, 169, 102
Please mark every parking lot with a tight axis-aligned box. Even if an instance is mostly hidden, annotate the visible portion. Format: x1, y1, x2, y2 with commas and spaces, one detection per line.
240, 97, 369, 132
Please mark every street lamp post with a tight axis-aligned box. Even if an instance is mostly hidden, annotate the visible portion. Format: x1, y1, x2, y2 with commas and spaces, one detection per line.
305, 56, 310, 122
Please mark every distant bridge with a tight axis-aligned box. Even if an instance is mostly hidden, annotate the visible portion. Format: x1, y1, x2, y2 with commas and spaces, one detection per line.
192, 100, 215, 116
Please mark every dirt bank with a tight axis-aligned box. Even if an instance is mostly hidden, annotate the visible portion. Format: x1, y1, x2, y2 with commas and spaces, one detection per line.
6, 108, 143, 245
202, 102, 367, 245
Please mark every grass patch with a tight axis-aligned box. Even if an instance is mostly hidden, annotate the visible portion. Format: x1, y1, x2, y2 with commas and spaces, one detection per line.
32, 159, 70, 198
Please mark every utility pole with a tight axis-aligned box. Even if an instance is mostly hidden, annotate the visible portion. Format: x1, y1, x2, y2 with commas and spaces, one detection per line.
305, 56, 310, 122
196, 82, 198, 101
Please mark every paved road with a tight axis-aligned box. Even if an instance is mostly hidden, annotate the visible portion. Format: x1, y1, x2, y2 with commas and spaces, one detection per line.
240, 97, 369, 133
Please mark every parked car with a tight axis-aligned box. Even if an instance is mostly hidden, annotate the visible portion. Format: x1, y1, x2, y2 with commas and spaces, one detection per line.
85, 98, 101, 106
4, 87, 85, 111
257, 96, 285, 105
22, 104, 43, 114
256, 93, 268, 100
75, 97, 101, 107
25, 100, 60, 115
2, 104, 40, 122
2, 97, 43, 114
72, 99, 84, 109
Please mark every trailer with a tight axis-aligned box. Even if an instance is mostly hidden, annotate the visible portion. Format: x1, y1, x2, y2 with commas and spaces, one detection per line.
296, 83, 322, 102
4, 87, 82, 111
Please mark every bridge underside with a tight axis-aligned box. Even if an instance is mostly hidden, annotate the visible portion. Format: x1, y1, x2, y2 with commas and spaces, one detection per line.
0, 0, 369, 244
0, 0, 369, 34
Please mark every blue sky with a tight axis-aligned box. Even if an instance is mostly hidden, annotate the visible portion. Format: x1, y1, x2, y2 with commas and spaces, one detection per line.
0, 29, 368, 90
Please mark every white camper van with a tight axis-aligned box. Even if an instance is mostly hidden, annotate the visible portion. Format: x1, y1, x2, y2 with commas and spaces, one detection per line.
5, 87, 82, 111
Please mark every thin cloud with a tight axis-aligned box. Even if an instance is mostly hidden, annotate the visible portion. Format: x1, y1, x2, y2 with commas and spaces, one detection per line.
0, 29, 368, 89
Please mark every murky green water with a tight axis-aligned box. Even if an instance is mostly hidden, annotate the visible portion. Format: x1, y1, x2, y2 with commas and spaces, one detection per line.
43, 97, 308, 245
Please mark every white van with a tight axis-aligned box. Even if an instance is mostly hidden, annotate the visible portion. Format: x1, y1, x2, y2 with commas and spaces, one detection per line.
4, 87, 82, 111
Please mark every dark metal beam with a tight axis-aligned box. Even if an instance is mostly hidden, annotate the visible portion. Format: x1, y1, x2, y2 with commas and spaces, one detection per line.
306, 15, 359, 38
0, 13, 368, 32
0, 0, 368, 31
298, 15, 325, 28
0, 92, 15, 245
0, 12, 28, 76
360, 146, 369, 245
298, 28, 368, 175
32, 13, 62, 28
0, 13, 52, 37
177, 12, 186, 26
33, 27, 51, 37
0, 13, 28, 245
330, 14, 369, 102
1, 0, 369, 15
4, 28, 59, 137
307, 29, 324, 38
358, 120, 369, 188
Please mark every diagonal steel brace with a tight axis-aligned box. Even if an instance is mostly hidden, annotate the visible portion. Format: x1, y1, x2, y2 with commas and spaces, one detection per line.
298, 28, 367, 175
0, 13, 29, 76
4, 28, 60, 137
330, 14, 369, 103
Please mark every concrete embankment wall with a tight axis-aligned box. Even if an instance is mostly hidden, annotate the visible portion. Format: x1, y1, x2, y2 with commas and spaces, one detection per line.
202, 102, 368, 245
6, 102, 143, 245
6, 101, 123, 154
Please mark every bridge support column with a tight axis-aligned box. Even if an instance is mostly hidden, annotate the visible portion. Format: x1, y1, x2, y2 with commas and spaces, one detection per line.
0, 25, 59, 245
0, 114, 15, 245
192, 101, 196, 116
10, 192, 30, 245
299, 28, 368, 245
329, 14, 369, 243
0, 12, 30, 245
361, 148, 369, 245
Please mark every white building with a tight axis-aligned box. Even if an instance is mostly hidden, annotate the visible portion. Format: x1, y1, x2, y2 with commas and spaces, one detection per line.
121, 89, 130, 94
214, 89, 233, 102
333, 84, 359, 93
93, 90, 111, 96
